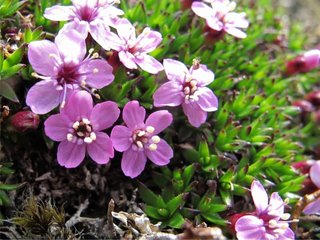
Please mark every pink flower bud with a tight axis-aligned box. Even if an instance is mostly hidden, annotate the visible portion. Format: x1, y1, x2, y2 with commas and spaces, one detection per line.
11, 110, 40, 132
292, 100, 314, 114
285, 49, 320, 76
305, 91, 320, 107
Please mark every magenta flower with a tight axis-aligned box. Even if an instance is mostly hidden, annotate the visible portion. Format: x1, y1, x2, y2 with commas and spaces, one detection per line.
96, 18, 164, 74
44, 0, 123, 43
44, 91, 120, 168
191, 0, 249, 38
235, 180, 295, 240
303, 161, 320, 214
111, 101, 173, 178
26, 30, 114, 114
153, 59, 218, 127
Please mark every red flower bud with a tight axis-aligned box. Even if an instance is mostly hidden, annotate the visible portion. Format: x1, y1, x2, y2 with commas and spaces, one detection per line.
11, 110, 40, 132
292, 100, 314, 113
305, 91, 320, 107
181, 0, 200, 10
292, 160, 313, 174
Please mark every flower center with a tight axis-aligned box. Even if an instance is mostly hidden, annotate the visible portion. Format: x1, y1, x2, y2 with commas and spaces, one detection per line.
57, 63, 80, 86
131, 126, 160, 151
76, 5, 99, 22
67, 118, 96, 144
183, 77, 199, 103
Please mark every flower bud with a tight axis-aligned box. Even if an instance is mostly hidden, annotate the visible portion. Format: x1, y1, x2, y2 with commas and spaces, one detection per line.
292, 100, 314, 113
285, 49, 320, 76
11, 110, 40, 132
305, 91, 320, 107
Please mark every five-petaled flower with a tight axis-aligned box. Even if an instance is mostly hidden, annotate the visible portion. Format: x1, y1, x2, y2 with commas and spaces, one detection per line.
44, 0, 123, 45
153, 59, 218, 127
44, 91, 120, 168
27, 30, 114, 114
235, 180, 295, 240
111, 101, 173, 178
192, 0, 249, 38
96, 18, 164, 74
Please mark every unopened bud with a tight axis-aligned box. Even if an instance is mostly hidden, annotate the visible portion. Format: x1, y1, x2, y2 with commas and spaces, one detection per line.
11, 110, 40, 132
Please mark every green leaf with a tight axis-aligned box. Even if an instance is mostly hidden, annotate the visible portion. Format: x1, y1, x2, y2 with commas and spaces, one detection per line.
0, 190, 11, 206
0, 81, 19, 102
138, 182, 166, 208
201, 212, 227, 226
3, 45, 26, 69
164, 212, 185, 228
167, 194, 185, 214
0, 183, 22, 191
0, 64, 25, 79
144, 205, 163, 219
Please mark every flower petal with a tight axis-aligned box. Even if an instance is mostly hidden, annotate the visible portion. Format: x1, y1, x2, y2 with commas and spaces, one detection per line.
145, 139, 173, 166
191, 2, 214, 19
251, 180, 269, 213
235, 215, 265, 240
89, 22, 121, 51
182, 102, 207, 128
44, 5, 74, 21
57, 141, 86, 168
163, 59, 189, 82
28, 40, 61, 76
278, 227, 295, 240
310, 161, 320, 188
224, 26, 247, 38
303, 199, 320, 215
61, 21, 90, 39
44, 113, 70, 141
135, 54, 164, 74
110, 125, 132, 152
61, 90, 93, 120
190, 64, 215, 86
206, 17, 224, 31
87, 132, 114, 164
80, 59, 114, 88
268, 192, 284, 218
26, 80, 61, 114
116, 18, 136, 42
145, 110, 173, 135
121, 149, 147, 178
134, 28, 162, 53
90, 101, 120, 131
196, 87, 218, 112
119, 51, 138, 69
55, 29, 86, 63
123, 101, 146, 130
153, 81, 183, 107
225, 12, 249, 29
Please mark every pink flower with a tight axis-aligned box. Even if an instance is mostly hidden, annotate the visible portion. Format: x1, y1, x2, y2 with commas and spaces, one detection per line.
191, 0, 249, 38
44, 0, 123, 43
26, 30, 114, 114
96, 19, 164, 74
153, 59, 218, 127
235, 180, 295, 240
285, 49, 320, 76
303, 161, 320, 215
44, 91, 120, 168
111, 101, 173, 178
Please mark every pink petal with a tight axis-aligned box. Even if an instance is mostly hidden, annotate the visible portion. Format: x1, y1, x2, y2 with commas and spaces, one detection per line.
134, 28, 162, 53
235, 215, 265, 240
224, 26, 247, 38
182, 102, 207, 128
303, 199, 320, 215
268, 192, 284, 217
206, 17, 224, 31
145, 139, 173, 166
26, 80, 61, 114
191, 2, 214, 19
145, 110, 173, 135
121, 149, 147, 178
225, 12, 249, 29
90, 101, 120, 131
55, 29, 86, 63
89, 22, 121, 51
153, 81, 183, 107
190, 64, 215, 86
61, 21, 90, 39
119, 51, 138, 69
28, 40, 61, 76
251, 180, 269, 213
278, 227, 295, 240
123, 101, 146, 130
163, 59, 189, 82
44, 113, 70, 141
57, 141, 86, 168
135, 54, 164, 74
110, 125, 132, 152
61, 91, 93, 120
87, 132, 114, 164
304, 50, 320, 71
79, 59, 114, 88
44, 5, 74, 21
116, 18, 136, 42
310, 161, 320, 188
196, 87, 218, 112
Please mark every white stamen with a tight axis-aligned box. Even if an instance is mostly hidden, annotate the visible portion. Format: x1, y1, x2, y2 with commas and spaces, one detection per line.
146, 126, 155, 133
92, 53, 99, 58
77, 132, 84, 137
190, 80, 197, 87
72, 121, 80, 129
191, 86, 197, 92
268, 219, 278, 228
82, 118, 90, 124
81, 80, 86, 87
149, 143, 157, 151
281, 213, 291, 221
136, 141, 143, 148
90, 132, 96, 141
151, 135, 160, 144
56, 85, 63, 91
184, 87, 190, 95
84, 137, 93, 143
137, 130, 146, 137
49, 53, 56, 58
93, 68, 99, 73
67, 133, 73, 141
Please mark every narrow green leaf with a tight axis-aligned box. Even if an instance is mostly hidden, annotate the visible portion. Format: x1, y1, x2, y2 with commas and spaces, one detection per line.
0, 81, 19, 102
